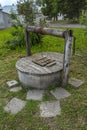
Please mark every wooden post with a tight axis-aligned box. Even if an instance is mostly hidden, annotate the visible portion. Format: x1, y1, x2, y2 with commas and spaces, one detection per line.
62, 30, 73, 87
25, 29, 31, 56
73, 36, 76, 55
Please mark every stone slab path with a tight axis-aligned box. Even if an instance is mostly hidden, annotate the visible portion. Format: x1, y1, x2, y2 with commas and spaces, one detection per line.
69, 78, 84, 88
50, 87, 71, 100
49, 23, 87, 29
6, 80, 18, 87
4, 78, 83, 117
4, 97, 26, 114
40, 101, 61, 117
26, 90, 45, 100
10, 86, 22, 92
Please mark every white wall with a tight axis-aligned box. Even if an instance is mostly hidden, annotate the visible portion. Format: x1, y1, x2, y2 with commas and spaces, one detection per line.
0, 11, 5, 29
0, 11, 11, 29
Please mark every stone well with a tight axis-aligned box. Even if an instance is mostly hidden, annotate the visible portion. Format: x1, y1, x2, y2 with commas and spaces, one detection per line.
16, 52, 63, 89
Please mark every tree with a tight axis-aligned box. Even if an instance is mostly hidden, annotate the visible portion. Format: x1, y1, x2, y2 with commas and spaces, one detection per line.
51, 0, 59, 20
41, 0, 52, 18
17, 0, 35, 25
41, 0, 87, 21
5, 0, 42, 50
41, 0, 59, 20
59, 0, 87, 20
36, 0, 42, 6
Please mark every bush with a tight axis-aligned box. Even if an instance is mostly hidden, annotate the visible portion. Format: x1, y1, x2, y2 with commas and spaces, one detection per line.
5, 25, 42, 50
79, 14, 87, 25
5, 11, 45, 50
30, 32, 42, 46
5, 26, 25, 50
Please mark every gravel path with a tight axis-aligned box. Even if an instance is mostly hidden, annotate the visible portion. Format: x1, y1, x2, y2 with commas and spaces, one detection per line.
49, 23, 87, 28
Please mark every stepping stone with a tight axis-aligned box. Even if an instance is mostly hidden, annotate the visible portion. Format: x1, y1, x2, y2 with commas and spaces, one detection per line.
10, 86, 22, 92
6, 80, 18, 87
69, 78, 84, 88
4, 97, 26, 114
40, 101, 61, 117
50, 87, 71, 100
26, 90, 44, 100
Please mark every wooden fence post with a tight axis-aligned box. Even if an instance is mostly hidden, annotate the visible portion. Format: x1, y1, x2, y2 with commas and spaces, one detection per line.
62, 30, 73, 87
25, 28, 31, 56
73, 36, 76, 55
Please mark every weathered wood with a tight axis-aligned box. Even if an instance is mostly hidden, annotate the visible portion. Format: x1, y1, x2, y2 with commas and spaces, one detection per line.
25, 29, 31, 56
16, 52, 63, 89
62, 30, 73, 86
32, 57, 56, 67
24, 26, 73, 87
73, 36, 76, 55
16, 52, 63, 75
27, 26, 66, 38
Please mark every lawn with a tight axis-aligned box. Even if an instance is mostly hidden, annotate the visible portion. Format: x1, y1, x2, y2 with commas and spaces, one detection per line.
0, 27, 87, 130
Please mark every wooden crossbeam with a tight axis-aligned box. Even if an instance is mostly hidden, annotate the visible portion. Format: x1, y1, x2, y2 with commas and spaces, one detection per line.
27, 26, 66, 38
25, 26, 73, 87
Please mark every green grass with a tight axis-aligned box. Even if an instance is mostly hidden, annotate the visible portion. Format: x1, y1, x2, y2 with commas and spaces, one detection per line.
0, 27, 87, 130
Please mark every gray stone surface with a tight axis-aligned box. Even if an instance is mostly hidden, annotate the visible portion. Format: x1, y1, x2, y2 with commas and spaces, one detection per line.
69, 78, 84, 88
26, 90, 44, 100
4, 98, 26, 114
16, 52, 63, 89
10, 86, 22, 92
40, 101, 61, 117
50, 87, 71, 100
6, 80, 18, 87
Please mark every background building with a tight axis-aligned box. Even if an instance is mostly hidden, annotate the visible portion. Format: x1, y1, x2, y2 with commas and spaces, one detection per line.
0, 4, 17, 29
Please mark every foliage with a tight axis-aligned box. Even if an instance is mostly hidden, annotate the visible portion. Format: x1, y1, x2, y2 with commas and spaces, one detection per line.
30, 33, 42, 46
17, 0, 36, 25
5, 25, 42, 50
41, 0, 87, 21
58, 0, 87, 21
42, 0, 59, 20
5, 26, 25, 50
36, 0, 42, 6
79, 13, 87, 25
39, 18, 49, 27
5, 0, 43, 50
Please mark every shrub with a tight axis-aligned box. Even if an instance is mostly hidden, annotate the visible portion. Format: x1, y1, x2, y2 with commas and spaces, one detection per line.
5, 25, 42, 50
79, 14, 87, 25
5, 26, 25, 50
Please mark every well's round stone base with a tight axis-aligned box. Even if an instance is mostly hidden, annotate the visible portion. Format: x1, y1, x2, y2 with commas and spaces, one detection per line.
16, 52, 63, 89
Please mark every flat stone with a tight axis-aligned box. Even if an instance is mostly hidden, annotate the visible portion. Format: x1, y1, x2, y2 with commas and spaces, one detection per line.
50, 87, 71, 100
4, 98, 26, 114
6, 80, 18, 87
40, 101, 61, 117
10, 86, 22, 92
26, 90, 44, 100
69, 78, 84, 88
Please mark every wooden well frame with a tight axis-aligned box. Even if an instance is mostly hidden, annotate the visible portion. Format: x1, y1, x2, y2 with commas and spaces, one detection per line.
25, 26, 73, 86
